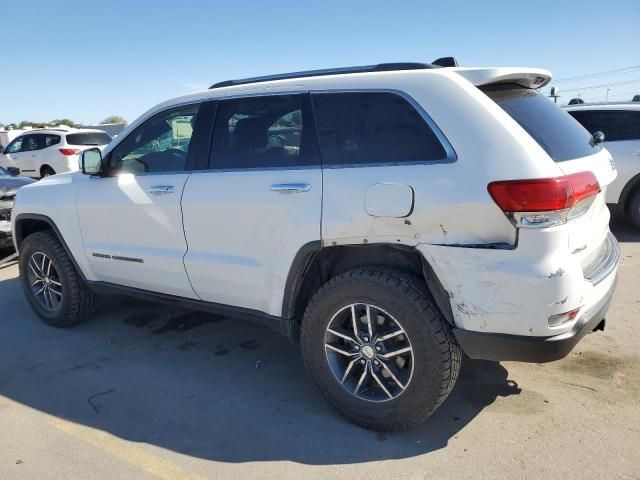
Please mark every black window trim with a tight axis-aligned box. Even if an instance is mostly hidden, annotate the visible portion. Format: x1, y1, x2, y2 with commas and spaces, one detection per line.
310, 88, 457, 169
103, 100, 206, 177
205, 91, 322, 172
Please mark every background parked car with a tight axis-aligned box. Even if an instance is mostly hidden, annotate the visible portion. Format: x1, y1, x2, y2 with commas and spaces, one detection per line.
0, 128, 112, 178
565, 102, 640, 228
0, 165, 35, 248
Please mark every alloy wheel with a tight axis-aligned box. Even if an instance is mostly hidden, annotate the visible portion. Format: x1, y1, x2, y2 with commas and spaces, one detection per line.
324, 303, 414, 402
27, 252, 63, 311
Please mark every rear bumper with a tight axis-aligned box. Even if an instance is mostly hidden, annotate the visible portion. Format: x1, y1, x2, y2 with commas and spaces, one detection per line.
454, 274, 616, 363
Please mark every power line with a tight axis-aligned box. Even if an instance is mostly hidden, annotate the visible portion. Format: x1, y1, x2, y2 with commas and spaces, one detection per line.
553, 65, 640, 83
558, 78, 640, 92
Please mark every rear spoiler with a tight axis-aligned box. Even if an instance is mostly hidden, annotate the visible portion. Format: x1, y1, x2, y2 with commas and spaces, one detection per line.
452, 67, 552, 89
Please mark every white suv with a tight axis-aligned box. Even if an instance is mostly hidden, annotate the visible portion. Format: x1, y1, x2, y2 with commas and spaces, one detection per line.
564, 103, 640, 228
11, 61, 620, 431
0, 128, 112, 178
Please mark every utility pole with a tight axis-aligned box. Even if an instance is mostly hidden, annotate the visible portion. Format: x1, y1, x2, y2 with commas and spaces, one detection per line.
549, 86, 560, 104
606, 88, 610, 102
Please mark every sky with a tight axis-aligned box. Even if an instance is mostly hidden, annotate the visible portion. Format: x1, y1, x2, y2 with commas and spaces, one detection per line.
2, 0, 639, 125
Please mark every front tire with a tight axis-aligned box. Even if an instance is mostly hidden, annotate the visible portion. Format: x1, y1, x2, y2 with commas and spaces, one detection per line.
19, 231, 97, 326
300, 267, 461, 431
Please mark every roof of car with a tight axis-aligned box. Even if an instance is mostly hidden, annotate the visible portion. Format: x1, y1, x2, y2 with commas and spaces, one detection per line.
564, 102, 640, 111
13, 128, 109, 137
113, 63, 552, 148
161, 65, 552, 107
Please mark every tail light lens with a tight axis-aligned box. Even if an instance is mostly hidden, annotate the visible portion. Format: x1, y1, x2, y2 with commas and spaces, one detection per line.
488, 171, 600, 228
59, 148, 80, 156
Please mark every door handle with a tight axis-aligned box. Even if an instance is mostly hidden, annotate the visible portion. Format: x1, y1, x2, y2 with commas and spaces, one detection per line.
145, 185, 176, 195
270, 183, 311, 194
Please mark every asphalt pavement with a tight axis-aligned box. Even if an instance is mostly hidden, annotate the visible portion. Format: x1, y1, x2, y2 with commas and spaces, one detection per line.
0, 219, 638, 480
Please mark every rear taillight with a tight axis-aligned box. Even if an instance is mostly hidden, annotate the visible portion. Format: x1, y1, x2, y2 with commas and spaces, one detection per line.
488, 171, 600, 228
59, 148, 80, 156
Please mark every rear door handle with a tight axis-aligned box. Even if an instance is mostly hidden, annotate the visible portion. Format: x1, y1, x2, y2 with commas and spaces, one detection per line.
146, 185, 176, 195
270, 183, 311, 194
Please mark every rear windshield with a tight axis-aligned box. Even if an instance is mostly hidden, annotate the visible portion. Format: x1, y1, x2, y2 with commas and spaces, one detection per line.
66, 132, 112, 146
482, 84, 600, 162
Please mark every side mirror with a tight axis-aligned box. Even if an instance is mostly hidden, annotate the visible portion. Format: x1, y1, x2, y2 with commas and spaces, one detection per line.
591, 131, 605, 146
6, 166, 20, 177
81, 148, 103, 175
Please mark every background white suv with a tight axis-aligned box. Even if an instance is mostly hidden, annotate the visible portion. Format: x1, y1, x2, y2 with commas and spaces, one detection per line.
11, 61, 620, 431
0, 128, 112, 178
565, 103, 640, 228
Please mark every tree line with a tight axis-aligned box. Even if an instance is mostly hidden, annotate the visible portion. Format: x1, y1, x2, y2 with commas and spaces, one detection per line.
0, 116, 128, 129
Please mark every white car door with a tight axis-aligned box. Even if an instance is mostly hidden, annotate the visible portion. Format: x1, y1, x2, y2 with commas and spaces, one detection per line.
182, 94, 322, 316
0, 136, 27, 173
76, 102, 207, 298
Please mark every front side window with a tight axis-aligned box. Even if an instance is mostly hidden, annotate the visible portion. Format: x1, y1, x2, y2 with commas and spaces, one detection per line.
312, 91, 448, 166
568, 110, 640, 142
110, 103, 201, 174
6, 137, 24, 154
211, 95, 311, 169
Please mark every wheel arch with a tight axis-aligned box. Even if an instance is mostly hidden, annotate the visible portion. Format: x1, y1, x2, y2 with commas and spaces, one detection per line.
282, 242, 454, 340
13, 213, 87, 282
619, 172, 640, 215
40, 164, 54, 177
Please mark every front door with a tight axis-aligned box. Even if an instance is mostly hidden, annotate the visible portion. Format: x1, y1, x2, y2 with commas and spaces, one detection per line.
0, 135, 28, 174
76, 102, 205, 298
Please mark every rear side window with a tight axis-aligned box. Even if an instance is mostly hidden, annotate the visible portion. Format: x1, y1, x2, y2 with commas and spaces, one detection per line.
568, 110, 640, 142
43, 134, 60, 147
66, 132, 112, 146
482, 85, 600, 162
312, 92, 447, 166
210, 94, 316, 169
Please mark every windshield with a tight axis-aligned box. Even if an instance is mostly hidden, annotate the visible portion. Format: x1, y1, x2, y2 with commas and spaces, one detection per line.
66, 132, 112, 146
482, 84, 601, 162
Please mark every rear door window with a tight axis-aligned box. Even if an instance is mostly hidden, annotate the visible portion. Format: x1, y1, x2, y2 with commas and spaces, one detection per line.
210, 94, 317, 169
567, 110, 640, 142
44, 134, 61, 147
66, 132, 112, 146
312, 92, 448, 166
482, 84, 600, 162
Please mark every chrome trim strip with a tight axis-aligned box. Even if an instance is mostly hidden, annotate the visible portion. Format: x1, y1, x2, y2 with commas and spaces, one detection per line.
583, 232, 620, 285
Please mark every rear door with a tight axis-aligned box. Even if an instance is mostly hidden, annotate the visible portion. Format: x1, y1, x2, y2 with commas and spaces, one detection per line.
182, 93, 322, 316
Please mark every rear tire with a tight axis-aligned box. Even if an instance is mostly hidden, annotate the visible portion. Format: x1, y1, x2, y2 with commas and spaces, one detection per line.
19, 231, 97, 327
40, 166, 55, 178
629, 189, 640, 230
300, 267, 461, 431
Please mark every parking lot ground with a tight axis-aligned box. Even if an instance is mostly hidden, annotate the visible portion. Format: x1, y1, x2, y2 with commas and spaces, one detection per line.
0, 220, 639, 480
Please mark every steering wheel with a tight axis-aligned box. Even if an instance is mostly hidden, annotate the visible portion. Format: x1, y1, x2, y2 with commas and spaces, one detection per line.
166, 148, 187, 159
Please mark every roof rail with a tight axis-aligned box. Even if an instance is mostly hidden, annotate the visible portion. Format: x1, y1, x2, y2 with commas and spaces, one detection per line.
209, 62, 440, 89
